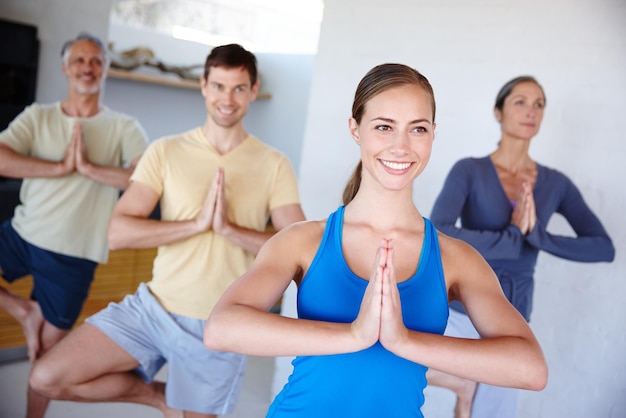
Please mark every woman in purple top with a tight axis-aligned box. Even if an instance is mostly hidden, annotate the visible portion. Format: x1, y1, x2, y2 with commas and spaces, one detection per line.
426, 76, 615, 418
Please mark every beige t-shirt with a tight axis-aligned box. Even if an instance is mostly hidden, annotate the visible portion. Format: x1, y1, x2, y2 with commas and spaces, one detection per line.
132, 128, 301, 319
0, 102, 148, 263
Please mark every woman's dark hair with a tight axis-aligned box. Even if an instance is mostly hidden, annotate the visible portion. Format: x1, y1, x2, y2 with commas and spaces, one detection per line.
494, 75, 546, 111
203, 43, 258, 86
342, 63, 436, 205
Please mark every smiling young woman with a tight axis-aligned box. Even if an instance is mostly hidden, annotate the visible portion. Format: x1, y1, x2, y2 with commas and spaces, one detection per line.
204, 64, 548, 418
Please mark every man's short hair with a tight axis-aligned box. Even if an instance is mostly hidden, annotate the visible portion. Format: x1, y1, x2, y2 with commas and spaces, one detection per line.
203, 43, 258, 86
60, 32, 109, 65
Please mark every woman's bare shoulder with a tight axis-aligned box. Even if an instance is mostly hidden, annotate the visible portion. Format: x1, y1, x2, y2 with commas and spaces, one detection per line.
436, 231, 488, 280
258, 218, 329, 279
276, 218, 326, 238
436, 230, 474, 255
265, 218, 328, 254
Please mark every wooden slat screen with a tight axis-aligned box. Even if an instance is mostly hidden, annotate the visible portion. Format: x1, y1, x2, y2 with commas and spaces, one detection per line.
0, 248, 156, 350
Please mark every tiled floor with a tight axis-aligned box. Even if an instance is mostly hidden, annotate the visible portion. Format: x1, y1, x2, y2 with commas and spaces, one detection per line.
0, 354, 274, 418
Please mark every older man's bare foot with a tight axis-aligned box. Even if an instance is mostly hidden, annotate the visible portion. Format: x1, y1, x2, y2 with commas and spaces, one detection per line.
454, 379, 478, 418
20, 300, 44, 362
0, 289, 44, 362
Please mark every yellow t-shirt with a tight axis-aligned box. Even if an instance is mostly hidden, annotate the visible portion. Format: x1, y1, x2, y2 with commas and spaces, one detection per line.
132, 128, 301, 319
0, 102, 148, 263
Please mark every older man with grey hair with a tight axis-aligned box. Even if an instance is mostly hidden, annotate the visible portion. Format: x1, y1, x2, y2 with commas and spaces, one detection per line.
0, 32, 148, 418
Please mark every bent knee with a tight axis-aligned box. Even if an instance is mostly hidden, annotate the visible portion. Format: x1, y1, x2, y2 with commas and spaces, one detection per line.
29, 360, 68, 399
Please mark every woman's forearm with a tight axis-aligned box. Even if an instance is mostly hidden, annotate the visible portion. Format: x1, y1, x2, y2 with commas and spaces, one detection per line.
205, 305, 368, 357
392, 330, 548, 390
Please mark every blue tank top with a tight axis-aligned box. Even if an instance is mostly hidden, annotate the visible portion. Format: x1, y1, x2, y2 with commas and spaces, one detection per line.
267, 206, 449, 418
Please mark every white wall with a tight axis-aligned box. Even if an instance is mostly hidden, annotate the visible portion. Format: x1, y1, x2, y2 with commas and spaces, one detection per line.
281, 0, 626, 417
0, 0, 113, 103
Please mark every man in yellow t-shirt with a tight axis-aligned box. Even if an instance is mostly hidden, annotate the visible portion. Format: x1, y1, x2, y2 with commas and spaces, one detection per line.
0, 32, 147, 418
31, 44, 305, 418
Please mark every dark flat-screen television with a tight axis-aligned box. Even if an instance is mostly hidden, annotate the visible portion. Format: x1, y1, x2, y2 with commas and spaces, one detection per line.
0, 18, 39, 132
0, 19, 38, 218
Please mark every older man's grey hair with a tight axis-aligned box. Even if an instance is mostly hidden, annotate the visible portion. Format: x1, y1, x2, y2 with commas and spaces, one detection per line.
60, 32, 109, 67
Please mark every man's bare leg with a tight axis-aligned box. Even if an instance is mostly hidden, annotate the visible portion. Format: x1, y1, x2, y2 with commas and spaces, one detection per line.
26, 320, 70, 418
427, 369, 478, 418
30, 323, 181, 418
0, 285, 44, 362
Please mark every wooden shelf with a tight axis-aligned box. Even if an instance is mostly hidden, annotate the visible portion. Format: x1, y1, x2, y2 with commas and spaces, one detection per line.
107, 68, 271, 99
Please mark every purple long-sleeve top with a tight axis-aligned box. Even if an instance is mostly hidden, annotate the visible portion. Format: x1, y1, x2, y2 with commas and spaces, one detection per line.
430, 156, 615, 321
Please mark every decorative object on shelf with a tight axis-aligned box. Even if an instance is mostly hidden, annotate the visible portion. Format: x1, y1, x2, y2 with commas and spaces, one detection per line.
108, 43, 204, 81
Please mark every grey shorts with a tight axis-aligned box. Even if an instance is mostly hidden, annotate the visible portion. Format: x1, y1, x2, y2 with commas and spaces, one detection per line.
86, 283, 246, 415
